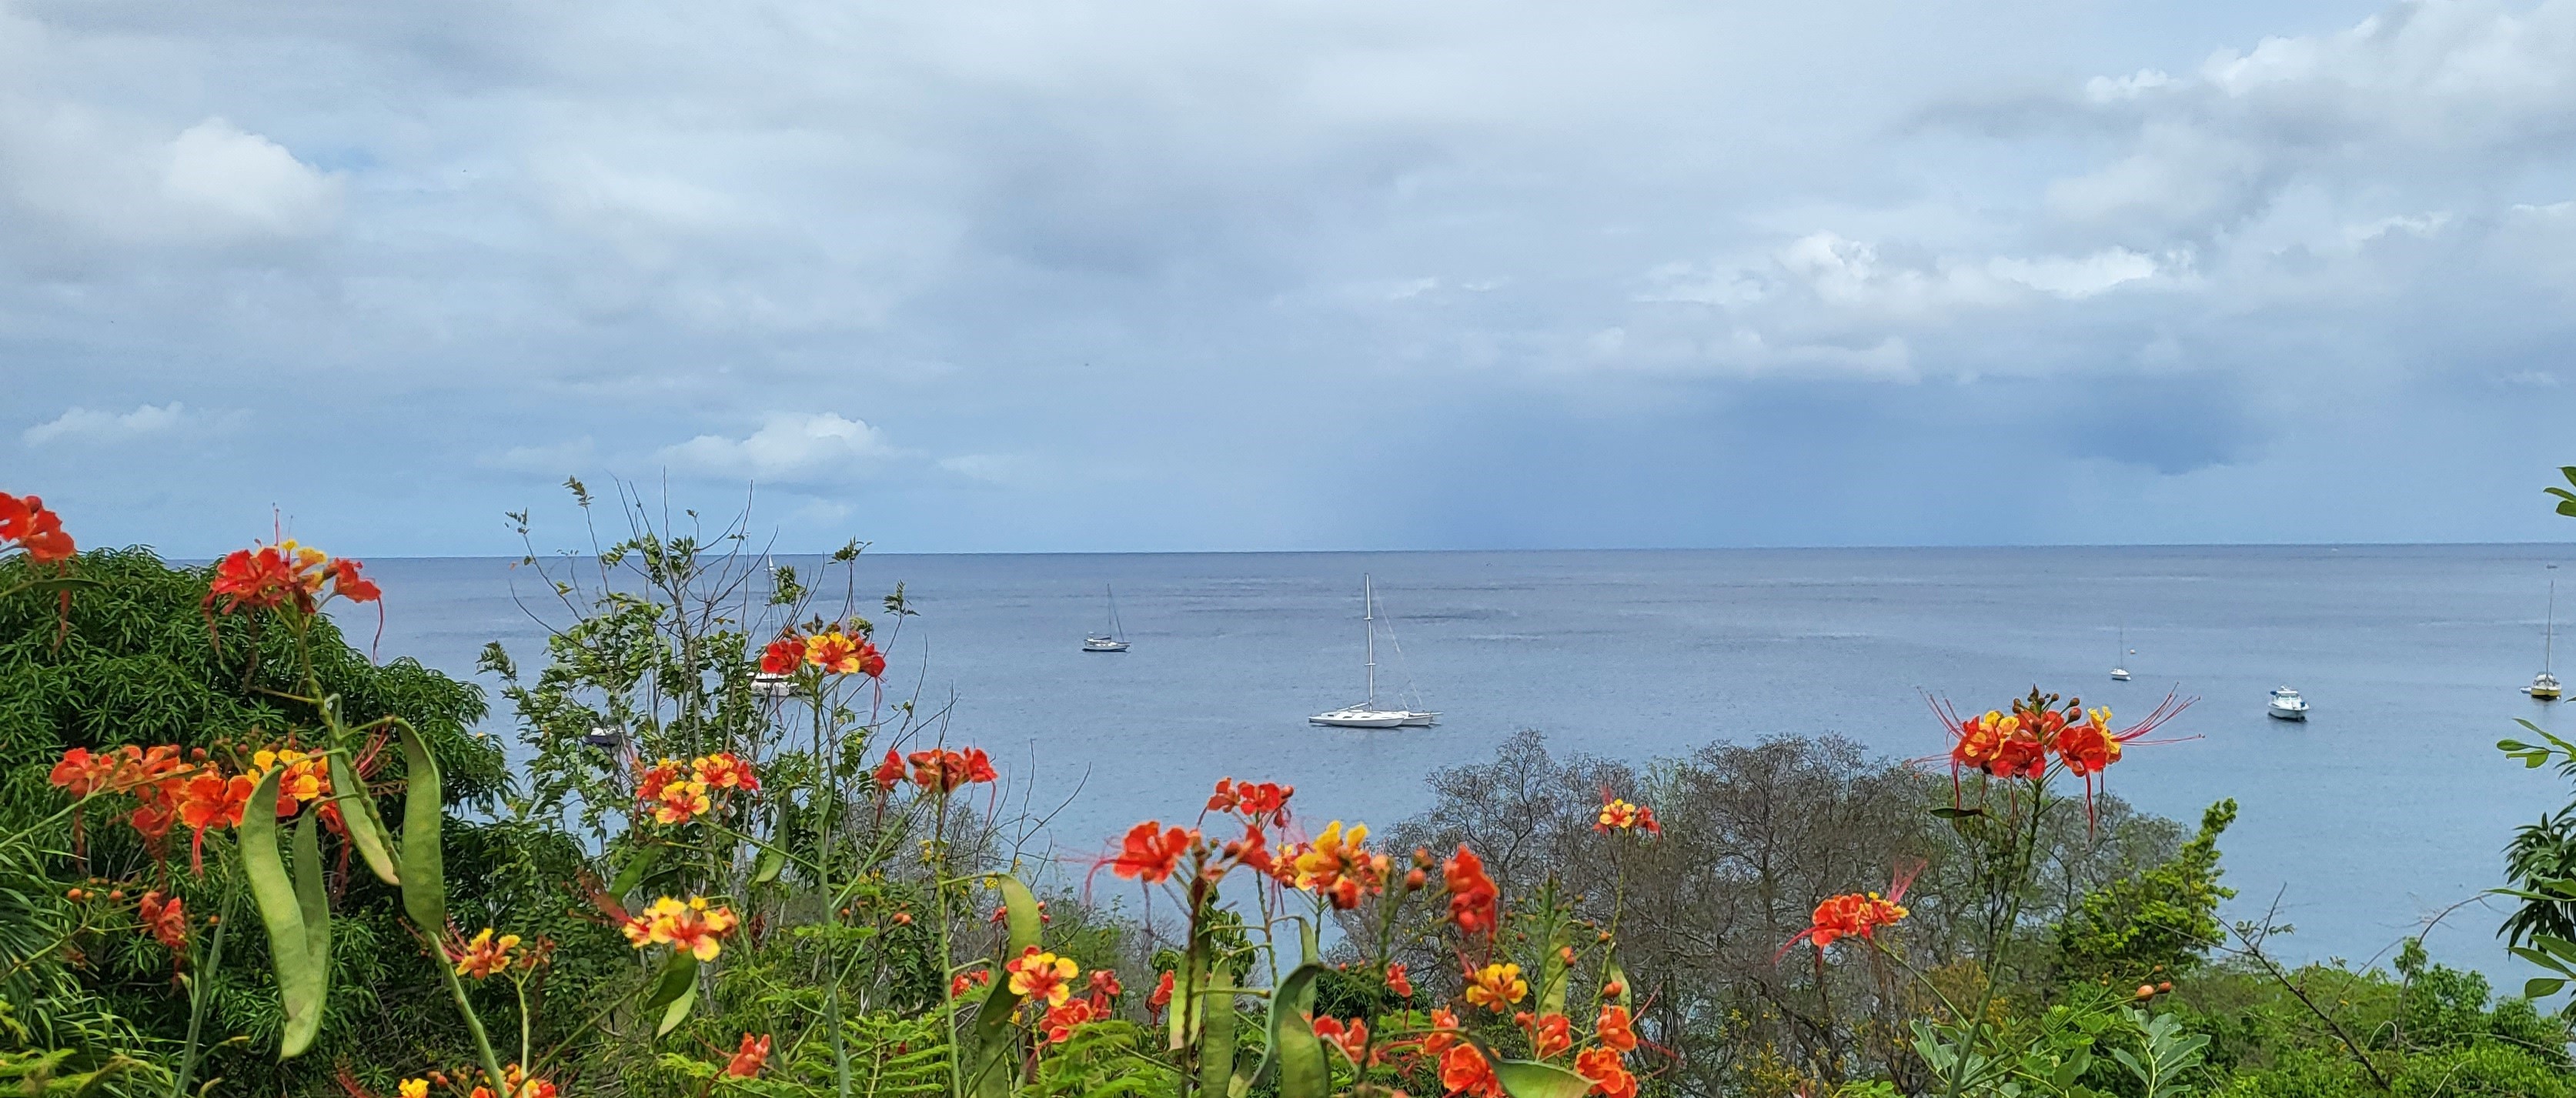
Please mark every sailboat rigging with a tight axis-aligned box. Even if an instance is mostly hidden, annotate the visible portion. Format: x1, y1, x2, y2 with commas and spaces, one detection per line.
2111, 626, 2132, 682
1309, 575, 1438, 729
2531, 569, 2560, 699
1082, 585, 1130, 652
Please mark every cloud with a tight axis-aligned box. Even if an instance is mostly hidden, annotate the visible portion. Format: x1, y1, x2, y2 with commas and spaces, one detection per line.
658, 413, 904, 483
1, 111, 342, 245
22, 402, 203, 446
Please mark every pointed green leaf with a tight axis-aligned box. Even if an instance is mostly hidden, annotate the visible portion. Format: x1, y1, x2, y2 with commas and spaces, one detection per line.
1539, 922, 1571, 1019
396, 725, 447, 936
1244, 963, 1328, 1098
240, 767, 322, 1060
2525, 977, 2566, 999
1493, 1058, 1595, 1098
994, 875, 1043, 954
328, 753, 399, 886
610, 842, 663, 901
751, 845, 786, 884
1197, 977, 1238, 1098
1930, 806, 1985, 819
641, 951, 699, 1016
657, 978, 699, 1039
285, 811, 331, 1056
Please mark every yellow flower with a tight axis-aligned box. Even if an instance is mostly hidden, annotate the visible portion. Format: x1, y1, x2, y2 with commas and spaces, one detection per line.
399, 1080, 429, 1098
1465, 962, 1527, 1009
1004, 947, 1079, 1006
454, 927, 522, 979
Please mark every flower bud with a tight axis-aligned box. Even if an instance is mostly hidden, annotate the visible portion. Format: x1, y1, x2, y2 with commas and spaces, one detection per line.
2135, 984, 2155, 1000
108, 889, 123, 901
892, 911, 914, 926
2158, 981, 2173, 993
1405, 869, 1428, 890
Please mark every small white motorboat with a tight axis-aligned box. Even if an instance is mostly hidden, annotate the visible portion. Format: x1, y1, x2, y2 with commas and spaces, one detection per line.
1082, 585, 1131, 652
2267, 687, 2309, 721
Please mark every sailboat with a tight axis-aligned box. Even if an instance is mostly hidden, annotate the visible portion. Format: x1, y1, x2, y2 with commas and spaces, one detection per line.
2531, 572, 2561, 699
1082, 585, 1130, 652
2110, 627, 2133, 682
1310, 576, 1438, 729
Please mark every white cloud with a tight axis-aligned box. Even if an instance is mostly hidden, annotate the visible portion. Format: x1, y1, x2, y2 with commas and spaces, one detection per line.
0, 111, 342, 245
659, 412, 904, 482
22, 402, 201, 446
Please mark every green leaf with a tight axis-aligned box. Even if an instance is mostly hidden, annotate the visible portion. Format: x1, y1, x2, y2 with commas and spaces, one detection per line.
1198, 977, 1238, 1098
657, 978, 699, 1039
241, 767, 323, 1060
1492, 1057, 1595, 1098
994, 875, 1043, 954
2531, 933, 2576, 963
2508, 946, 2574, 976
1256, 963, 1329, 1098
610, 842, 663, 901
290, 811, 331, 1053
328, 753, 399, 886
1930, 806, 1986, 819
396, 725, 447, 937
751, 845, 786, 885
963, 877, 1046, 1098
2525, 977, 2566, 999
642, 952, 699, 1018
1539, 921, 1571, 1019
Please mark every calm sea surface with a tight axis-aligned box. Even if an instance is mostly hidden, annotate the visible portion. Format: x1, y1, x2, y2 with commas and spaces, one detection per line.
352, 546, 2576, 981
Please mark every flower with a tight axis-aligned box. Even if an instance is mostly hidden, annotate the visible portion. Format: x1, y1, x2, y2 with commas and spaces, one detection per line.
1148, 970, 1174, 1019
1465, 962, 1528, 1010
1575, 1046, 1637, 1098
804, 628, 886, 677
329, 558, 381, 603
907, 748, 997, 793
1443, 845, 1500, 936
872, 749, 907, 791
952, 967, 993, 997
1087, 970, 1123, 1001
399, 1080, 429, 1098
204, 539, 374, 616
48, 748, 119, 796
725, 1033, 771, 1078
1439, 1042, 1504, 1098
1950, 708, 2050, 780
175, 770, 254, 870
1311, 1015, 1370, 1064
250, 748, 331, 814
622, 896, 739, 960
1595, 791, 1660, 835
637, 759, 685, 802
760, 636, 804, 675
0, 492, 74, 565
1041, 999, 1100, 1044
692, 753, 760, 793
1283, 820, 1388, 909
1205, 777, 1294, 825
453, 928, 522, 980
1005, 946, 1078, 1006
1111, 822, 1196, 884
653, 779, 712, 825
1596, 1005, 1637, 1053
1525, 1011, 1572, 1058
136, 891, 189, 956
1386, 961, 1414, 999
1776, 865, 1916, 959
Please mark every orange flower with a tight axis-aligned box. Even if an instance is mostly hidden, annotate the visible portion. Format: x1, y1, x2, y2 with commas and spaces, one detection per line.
1439, 1042, 1505, 1098
1950, 709, 2048, 780
1087, 969, 1123, 1001
759, 636, 804, 675
1575, 1046, 1637, 1098
205, 540, 372, 616
1596, 1005, 1637, 1053
692, 753, 760, 793
251, 748, 332, 816
804, 628, 886, 677
452, 928, 521, 980
1776, 866, 1916, 959
622, 896, 738, 960
175, 770, 253, 871
0, 492, 74, 565
136, 890, 189, 956
1041, 999, 1099, 1044
1420, 1006, 1462, 1059
872, 749, 906, 792
1595, 791, 1660, 834
48, 748, 120, 796
1525, 1011, 1572, 1058
1147, 970, 1174, 1018
1386, 961, 1413, 999
1311, 1015, 1371, 1064
1465, 962, 1528, 1010
1205, 777, 1294, 825
1111, 822, 1196, 884
653, 779, 711, 825
725, 1033, 771, 1078
951, 967, 993, 998
907, 748, 997, 793
1283, 821, 1388, 909
1005, 946, 1078, 1006
637, 758, 685, 802
1443, 845, 1499, 936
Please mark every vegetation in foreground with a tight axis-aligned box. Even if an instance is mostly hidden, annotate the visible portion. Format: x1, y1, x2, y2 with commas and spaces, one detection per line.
2, 479, 2573, 1096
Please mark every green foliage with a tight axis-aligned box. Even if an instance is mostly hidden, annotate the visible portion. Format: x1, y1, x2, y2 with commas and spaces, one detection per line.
2056, 800, 2237, 987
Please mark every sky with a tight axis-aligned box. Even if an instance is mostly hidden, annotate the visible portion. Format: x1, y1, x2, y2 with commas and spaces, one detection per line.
8, 0, 2576, 555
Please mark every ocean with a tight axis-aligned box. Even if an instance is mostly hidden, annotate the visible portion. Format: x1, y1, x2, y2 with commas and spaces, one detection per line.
354, 545, 2576, 983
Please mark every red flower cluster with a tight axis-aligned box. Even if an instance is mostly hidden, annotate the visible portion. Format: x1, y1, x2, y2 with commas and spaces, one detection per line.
136, 890, 189, 959
205, 540, 378, 616
0, 492, 73, 564
1443, 845, 1499, 936
1276, 821, 1391, 909
1942, 689, 2190, 785
636, 753, 760, 825
725, 1033, 770, 1078
1778, 865, 1917, 959
904, 747, 997, 793
1311, 1015, 1373, 1065
1205, 777, 1293, 826
760, 626, 887, 678
46, 745, 327, 872
1595, 789, 1661, 835
1111, 822, 1197, 884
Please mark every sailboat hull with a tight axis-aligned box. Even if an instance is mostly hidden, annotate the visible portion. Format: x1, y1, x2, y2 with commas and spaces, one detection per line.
1081, 639, 1129, 652
1310, 709, 1408, 729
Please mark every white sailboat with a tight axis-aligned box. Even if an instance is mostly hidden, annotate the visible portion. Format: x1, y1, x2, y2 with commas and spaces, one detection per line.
2531, 572, 2561, 699
1311, 575, 1436, 729
1082, 585, 1130, 652
2110, 627, 2132, 682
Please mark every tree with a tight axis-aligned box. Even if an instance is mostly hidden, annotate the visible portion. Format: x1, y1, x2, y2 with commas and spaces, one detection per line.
2055, 799, 2238, 987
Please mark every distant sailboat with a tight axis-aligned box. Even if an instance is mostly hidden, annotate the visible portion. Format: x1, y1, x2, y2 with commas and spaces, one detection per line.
1083, 585, 1130, 652
1310, 576, 1437, 729
2532, 572, 2561, 700
2111, 627, 2133, 682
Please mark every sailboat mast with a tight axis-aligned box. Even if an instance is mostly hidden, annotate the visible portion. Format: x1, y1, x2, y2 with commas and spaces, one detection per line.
1364, 575, 1377, 706
2548, 579, 2557, 674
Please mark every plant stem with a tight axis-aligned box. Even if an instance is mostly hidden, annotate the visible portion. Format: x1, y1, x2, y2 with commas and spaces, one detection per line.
170, 915, 226, 1098
435, 943, 513, 1096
